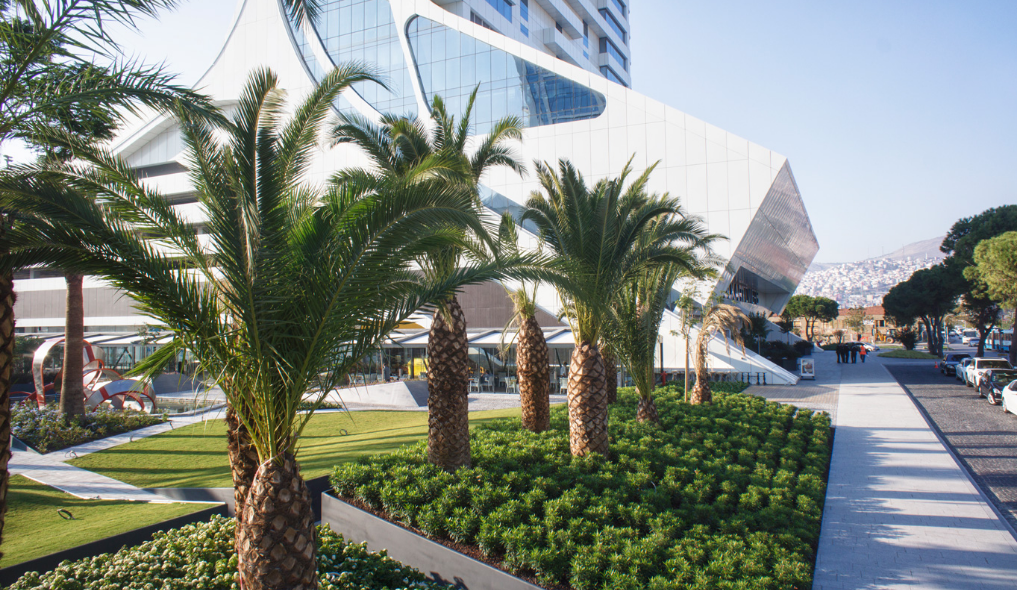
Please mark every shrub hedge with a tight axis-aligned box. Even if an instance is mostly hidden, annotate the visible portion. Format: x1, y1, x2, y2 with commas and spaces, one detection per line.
331, 384, 831, 590
8, 515, 441, 590
12, 404, 165, 454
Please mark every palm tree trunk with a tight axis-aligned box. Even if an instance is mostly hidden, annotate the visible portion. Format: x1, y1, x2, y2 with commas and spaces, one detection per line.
636, 396, 659, 423
689, 369, 712, 404
603, 349, 618, 405
236, 453, 316, 590
567, 341, 608, 456
59, 273, 85, 417
0, 268, 16, 559
226, 402, 259, 544
517, 314, 549, 432
427, 295, 470, 471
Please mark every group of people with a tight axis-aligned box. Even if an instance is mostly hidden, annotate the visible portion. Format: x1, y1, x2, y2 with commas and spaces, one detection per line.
835, 342, 867, 364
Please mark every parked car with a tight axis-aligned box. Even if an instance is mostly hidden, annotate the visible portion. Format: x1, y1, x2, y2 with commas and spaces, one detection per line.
957, 357, 975, 382
979, 369, 1017, 405
965, 358, 1014, 389
1001, 378, 1017, 415
940, 353, 970, 376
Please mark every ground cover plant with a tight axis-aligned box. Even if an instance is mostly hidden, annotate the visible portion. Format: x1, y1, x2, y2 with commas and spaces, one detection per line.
12, 403, 165, 454
8, 515, 441, 590
878, 350, 938, 359
69, 408, 522, 489
0, 476, 206, 567
331, 384, 831, 590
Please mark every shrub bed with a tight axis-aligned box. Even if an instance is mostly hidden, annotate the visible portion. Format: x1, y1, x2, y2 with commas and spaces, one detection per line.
9, 515, 442, 590
878, 350, 938, 359
12, 403, 165, 454
331, 384, 831, 590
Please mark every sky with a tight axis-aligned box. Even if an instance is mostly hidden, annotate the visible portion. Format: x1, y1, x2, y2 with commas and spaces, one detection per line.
4, 0, 1014, 263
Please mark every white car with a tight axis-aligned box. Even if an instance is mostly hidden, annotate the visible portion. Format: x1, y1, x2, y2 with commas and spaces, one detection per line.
1002, 379, 1017, 415
965, 358, 1014, 389
961, 330, 979, 346
957, 358, 975, 382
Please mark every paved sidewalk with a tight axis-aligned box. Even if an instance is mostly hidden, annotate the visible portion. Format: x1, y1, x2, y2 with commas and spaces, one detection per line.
747, 348, 842, 424
812, 354, 1017, 590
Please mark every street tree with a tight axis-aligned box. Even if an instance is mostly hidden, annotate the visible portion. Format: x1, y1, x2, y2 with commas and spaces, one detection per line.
965, 232, 1017, 365
941, 205, 1017, 354
785, 294, 838, 341
883, 264, 963, 356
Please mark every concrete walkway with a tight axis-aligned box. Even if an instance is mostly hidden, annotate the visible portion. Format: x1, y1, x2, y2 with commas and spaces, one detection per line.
812, 353, 1017, 590
10, 405, 227, 503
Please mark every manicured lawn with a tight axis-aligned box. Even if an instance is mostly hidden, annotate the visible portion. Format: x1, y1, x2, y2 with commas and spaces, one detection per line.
0, 475, 207, 568
878, 349, 938, 359
69, 408, 522, 489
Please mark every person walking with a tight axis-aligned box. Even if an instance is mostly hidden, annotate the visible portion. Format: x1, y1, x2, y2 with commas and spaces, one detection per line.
835, 343, 843, 363
860, 345, 868, 363
850, 344, 858, 363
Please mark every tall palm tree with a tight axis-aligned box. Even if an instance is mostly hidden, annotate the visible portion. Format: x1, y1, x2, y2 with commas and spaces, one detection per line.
0, 0, 219, 556
522, 158, 708, 455
609, 220, 717, 422
691, 303, 749, 405
0, 66, 492, 589
332, 89, 526, 471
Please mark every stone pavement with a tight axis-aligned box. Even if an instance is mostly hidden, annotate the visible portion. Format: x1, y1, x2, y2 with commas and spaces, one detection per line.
747, 348, 842, 424
812, 353, 1017, 590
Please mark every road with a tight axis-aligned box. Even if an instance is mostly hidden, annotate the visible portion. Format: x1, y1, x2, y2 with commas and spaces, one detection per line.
883, 346, 1017, 532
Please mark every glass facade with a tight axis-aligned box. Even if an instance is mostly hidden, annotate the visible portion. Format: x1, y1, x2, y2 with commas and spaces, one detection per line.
407, 16, 606, 133
520, 0, 528, 21
600, 65, 626, 86
610, 0, 627, 19
485, 0, 513, 22
285, 11, 359, 115
599, 37, 627, 72
287, 0, 417, 116
599, 8, 627, 44
723, 163, 820, 312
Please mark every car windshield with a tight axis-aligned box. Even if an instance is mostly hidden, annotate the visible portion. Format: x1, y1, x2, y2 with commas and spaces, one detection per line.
980, 360, 1012, 369
990, 371, 1017, 384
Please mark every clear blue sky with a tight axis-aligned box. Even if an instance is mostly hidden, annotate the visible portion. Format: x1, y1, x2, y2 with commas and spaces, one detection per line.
7, 1, 1013, 263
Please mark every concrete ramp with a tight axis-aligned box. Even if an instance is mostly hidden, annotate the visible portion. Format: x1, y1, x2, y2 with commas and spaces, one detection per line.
332, 380, 429, 408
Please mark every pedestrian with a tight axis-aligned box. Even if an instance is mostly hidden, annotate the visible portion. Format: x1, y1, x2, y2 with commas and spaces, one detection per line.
860, 345, 868, 363
850, 345, 858, 363
835, 343, 843, 363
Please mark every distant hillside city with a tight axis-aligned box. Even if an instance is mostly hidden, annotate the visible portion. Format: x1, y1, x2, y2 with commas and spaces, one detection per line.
797, 236, 945, 308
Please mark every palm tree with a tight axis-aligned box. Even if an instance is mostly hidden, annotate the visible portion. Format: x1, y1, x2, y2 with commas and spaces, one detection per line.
332, 89, 526, 471
0, 0, 219, 556
523, 158, 709, 455
497, 214, 550, 432
0, 66, 491, 588
690, 303, 749, 404
609, 221, 717, 423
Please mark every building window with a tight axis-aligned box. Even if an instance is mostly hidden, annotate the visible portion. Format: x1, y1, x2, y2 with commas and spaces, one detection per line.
521, 23, 528, 37
582, 20, 589, 48
599, 37, 627, 71
520, 0, 528, 21
407, 16, 607, 133
555, 21, 563, 33
284, 0, 415, 116
471, 11, 496, 31
600, 65, 627, 86
611, 0, 627, 19
598, 8, 627, 44
485, 0, 513, 22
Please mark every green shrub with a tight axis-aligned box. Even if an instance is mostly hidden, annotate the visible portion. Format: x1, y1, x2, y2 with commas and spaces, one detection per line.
878, 349, 937, 359
8, 515, 441, 590
331, 384, 831, 590
12, 403, 164, 454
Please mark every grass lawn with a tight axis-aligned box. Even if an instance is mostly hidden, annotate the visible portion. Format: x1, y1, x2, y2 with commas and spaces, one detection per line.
0, 475, 207, 568
69, 408, 521, 489
879, 349, 938, 359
